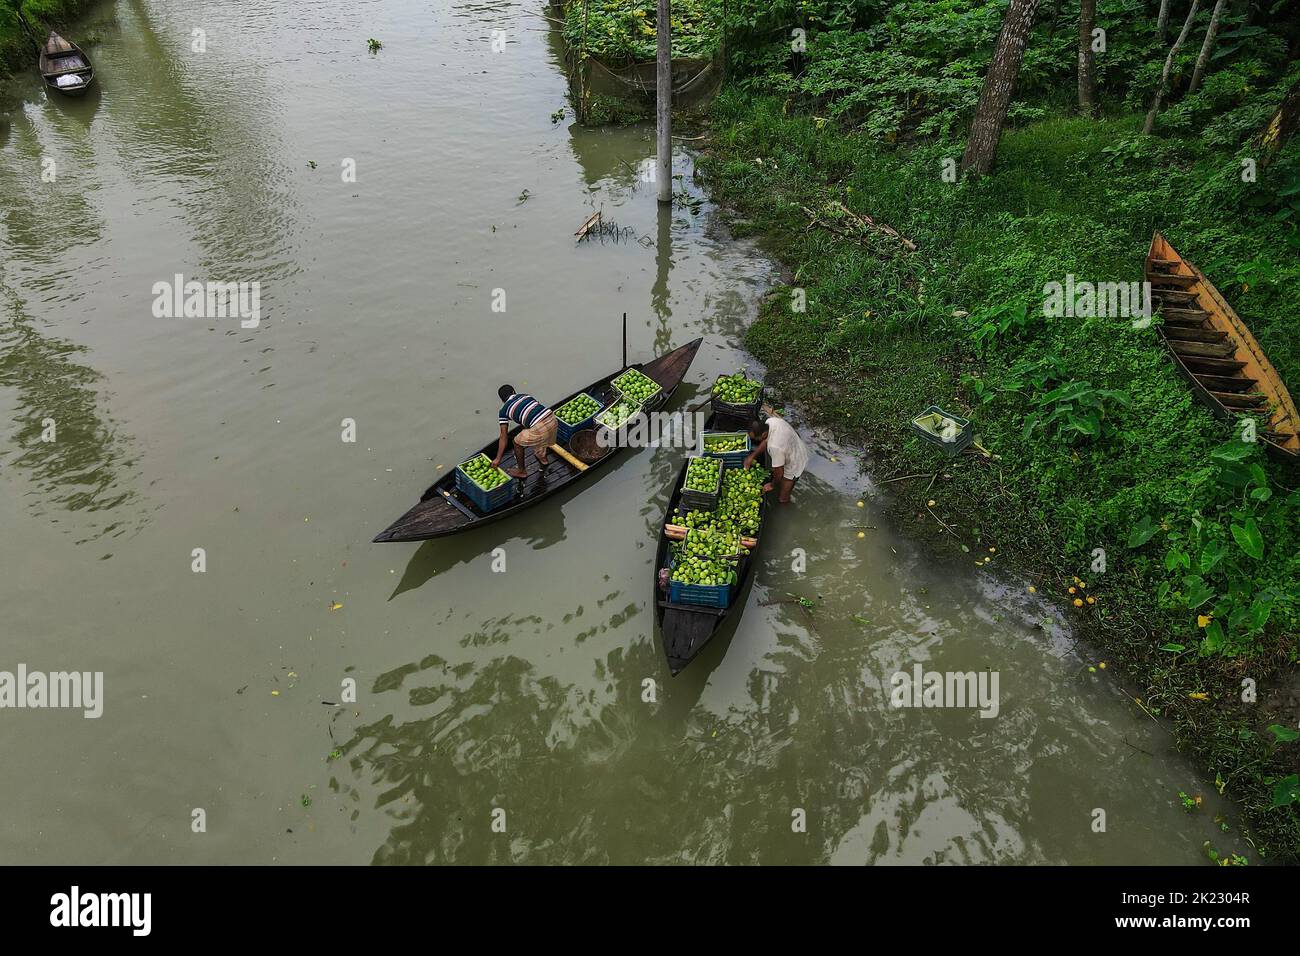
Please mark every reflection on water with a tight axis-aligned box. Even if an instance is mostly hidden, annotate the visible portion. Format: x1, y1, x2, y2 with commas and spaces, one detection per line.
0, 283, 147, 541
110, 0, 303, 287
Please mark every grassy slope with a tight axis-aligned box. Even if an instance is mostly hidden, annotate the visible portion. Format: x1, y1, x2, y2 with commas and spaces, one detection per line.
0, 0, 96, 75
699, 90, 1300, 860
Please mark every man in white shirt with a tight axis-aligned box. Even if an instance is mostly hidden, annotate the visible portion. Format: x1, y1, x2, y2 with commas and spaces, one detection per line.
743, 415, 809, 504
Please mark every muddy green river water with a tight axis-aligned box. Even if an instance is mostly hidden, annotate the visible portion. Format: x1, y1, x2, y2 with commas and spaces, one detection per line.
0, 0, 1248, 863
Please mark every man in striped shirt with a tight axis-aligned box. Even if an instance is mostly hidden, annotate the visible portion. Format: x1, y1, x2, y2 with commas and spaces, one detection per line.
492, 384, 558, 479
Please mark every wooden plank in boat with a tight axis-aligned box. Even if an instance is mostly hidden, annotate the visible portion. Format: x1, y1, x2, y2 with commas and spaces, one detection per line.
1163, 326, 1229, 343
1180, 356, 1246, 373
1169, 340, 1236, 359
1147, 271, 1197, 288
1194, 373, 1257, 392
657, 600, 727, 616
1161, 314, 1209, 328
1208, 390, 1266, 409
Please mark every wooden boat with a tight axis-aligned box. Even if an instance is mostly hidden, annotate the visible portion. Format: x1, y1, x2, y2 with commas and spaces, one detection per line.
653, 411, 768, 676
39, 32, 94, 97
373, 338, 703, 542
1146, 233, 1299, 464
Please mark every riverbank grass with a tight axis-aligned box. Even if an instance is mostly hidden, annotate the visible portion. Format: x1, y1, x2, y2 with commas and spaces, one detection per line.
700, 89, 1300, 860
1, 0, 96, 73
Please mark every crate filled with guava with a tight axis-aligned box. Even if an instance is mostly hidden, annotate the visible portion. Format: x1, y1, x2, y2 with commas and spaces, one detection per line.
595, 395, 643, 428
710, 371, 764, 419
454, 453, 518, 512
610, 367, 663, 409
701, 430, 751, 467
680, 455, 722, 511
592, 395, 645, 447
553, 392, 604, 442
668, 528, 740, 608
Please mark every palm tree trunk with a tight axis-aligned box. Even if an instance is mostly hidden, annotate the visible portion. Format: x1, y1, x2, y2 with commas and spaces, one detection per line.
1143, 0, 1200, 134
961, 0, 1042, 177
1189, 0, 1227, 93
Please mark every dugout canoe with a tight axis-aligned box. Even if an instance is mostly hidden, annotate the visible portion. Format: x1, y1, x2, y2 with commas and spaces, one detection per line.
39, 32, 94, 97
1146, 233, 1299, 464
653, 411, 769, 676
372, 337, 703, 543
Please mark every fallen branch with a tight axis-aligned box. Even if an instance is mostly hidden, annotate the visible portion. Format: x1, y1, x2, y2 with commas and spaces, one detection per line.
829, 201, 918, 252
925, 504, 958, 537
574, 211, 601, 242
880, 472, 935, 484
1121, 736, 1156, 758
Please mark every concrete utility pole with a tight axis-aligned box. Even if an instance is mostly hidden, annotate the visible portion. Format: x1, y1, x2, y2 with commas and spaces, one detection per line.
656, 0, 672, 204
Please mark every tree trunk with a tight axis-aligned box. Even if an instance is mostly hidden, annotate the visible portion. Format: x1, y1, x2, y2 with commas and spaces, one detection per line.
1188, 0, 1226, 94
1256, 78, 1300, 166
1156, 0, 1171, 42
1078, 0, 1098, 116
655, 0, 672, 203
961, 0, 1041, 178
1143, 0, 1200, 134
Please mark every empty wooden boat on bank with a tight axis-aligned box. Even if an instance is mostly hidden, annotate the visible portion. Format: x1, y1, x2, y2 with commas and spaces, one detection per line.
39, 32, 94, 96
372, 337, 703, 543
1145, 233, 1299, 464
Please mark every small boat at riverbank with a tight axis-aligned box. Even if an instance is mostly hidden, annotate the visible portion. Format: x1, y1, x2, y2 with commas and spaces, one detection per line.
1146, 233, 1299, 464
653, 411, 769, 675
373, 337, 703, 543
39, 32, 94, 97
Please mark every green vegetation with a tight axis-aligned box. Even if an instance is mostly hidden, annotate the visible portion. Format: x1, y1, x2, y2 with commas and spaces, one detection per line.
689, 0, 1300, 857
0, 0, 92, 72
562, 0, 723, 65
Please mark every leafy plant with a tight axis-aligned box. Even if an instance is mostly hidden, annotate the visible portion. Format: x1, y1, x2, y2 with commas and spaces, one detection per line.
1022, 380, 1130, 444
